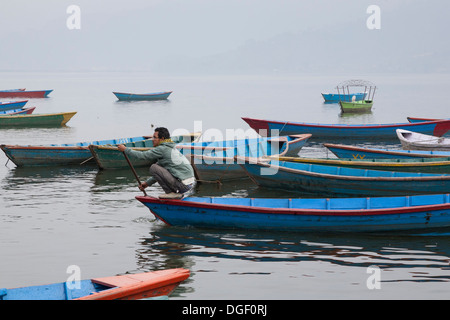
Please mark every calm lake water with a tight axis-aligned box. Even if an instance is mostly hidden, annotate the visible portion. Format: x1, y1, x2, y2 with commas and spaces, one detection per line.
0, 72, 449, 300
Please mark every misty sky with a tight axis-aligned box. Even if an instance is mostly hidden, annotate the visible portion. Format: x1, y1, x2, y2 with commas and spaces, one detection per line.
1, 0, 449, 74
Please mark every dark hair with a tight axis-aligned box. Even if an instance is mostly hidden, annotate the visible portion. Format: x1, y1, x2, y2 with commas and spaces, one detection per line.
154, 127, 170, 140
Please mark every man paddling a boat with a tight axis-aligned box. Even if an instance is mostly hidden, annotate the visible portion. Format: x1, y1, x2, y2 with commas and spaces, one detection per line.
118, 127, 196, 199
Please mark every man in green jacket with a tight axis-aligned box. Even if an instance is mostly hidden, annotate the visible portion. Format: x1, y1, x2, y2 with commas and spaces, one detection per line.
118, 127, 196, 199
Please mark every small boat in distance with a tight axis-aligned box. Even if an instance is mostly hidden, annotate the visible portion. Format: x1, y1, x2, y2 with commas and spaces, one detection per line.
337, 80, 376, 113
113, 91, 172, 101
0, 107, 35, 116
0, 111, 76, 128
321, 92, 366, 103
0, 268, 190, 300
0, 100, 28, 111
0, 89, 52, 98
397, 129, 450, 151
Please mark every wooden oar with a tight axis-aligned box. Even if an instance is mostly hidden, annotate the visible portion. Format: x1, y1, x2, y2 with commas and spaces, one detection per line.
122, 151, 148, 196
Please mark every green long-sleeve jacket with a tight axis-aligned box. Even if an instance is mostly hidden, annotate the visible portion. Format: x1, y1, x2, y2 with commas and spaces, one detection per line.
124, 140, 195, 186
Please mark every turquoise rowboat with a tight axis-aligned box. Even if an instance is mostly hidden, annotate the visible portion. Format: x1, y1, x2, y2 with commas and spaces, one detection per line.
113, 91, 172, 101
190, 134, 311, 181
0, 111, 76, 127
240, 159, 450, 197
324, 143, 450, 160
136, 193, 450, 232
1, 136, 152, 167
275, 155, 450, 174
1, 268, 189, 300
321, 92, 366, 103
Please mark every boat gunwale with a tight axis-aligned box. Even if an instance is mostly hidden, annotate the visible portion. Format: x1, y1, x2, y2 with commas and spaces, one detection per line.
245, 160, 450, 182
324, 143, 450, 158
136, 195, 450, 217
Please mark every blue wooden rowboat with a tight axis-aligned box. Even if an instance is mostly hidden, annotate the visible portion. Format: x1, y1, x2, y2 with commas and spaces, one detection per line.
188, 134, 311, 181
240, 159, 450, 197
135, 194, 450, 232
0, 107, 35, 116
321, 92, 366, 103
113, 91, 172, 101
0, 100, 28, 111
0, 136, 151, 167
0, 268, 190, 300
324, 143, 450, 160
242, 117, 450, 138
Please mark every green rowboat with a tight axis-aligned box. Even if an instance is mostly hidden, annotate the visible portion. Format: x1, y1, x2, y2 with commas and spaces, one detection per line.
0, 111, 77, 127
89, 133, 201, 169
339, 100, 373, 113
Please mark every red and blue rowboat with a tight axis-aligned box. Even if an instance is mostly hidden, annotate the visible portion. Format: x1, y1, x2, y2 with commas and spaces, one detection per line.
242, 117, 450, 139
113, 91, 172, 101
0, 100, 28, 111
0, 89, 52, 98
136, 194, 450, 232
0, 107, 35, 116
0, 268, 190, 300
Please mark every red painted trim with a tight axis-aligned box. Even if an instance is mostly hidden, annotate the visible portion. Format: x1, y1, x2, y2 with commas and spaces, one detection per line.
135, 195, 450, 217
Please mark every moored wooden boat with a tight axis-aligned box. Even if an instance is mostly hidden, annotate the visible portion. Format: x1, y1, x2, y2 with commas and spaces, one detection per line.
0, 111, 76, 127
0, 107, 35, 116
324, 143, 450, 160
240, 159, 450, 197
321, 92, 366, 103
0, 268, 190, 300
242, 117, 450, 138
339, 100, 373, 113
0, 100, 28, 111
88, 133, 201, 169
135, 194, 450, 232
190, 134, 311, 181
0, 89, 52, 98
275, 155, 450, 174
397, 129, 450, 151
113, 91, 172, 101
1, 136, 151, 167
